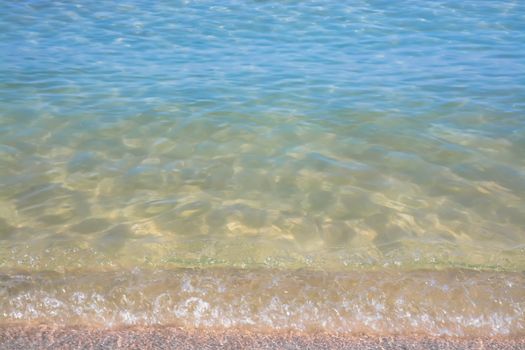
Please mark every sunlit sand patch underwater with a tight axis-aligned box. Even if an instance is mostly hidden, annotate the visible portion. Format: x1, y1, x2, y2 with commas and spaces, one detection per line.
1, 0, 525, 347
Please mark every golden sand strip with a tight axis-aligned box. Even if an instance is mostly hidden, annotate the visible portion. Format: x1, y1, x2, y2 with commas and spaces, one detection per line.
0, 325, 524, 350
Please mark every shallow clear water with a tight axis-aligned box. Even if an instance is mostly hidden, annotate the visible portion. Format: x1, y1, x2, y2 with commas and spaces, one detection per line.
1, 0, 524, 335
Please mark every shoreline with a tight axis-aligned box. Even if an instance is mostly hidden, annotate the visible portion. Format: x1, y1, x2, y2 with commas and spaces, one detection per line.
1, 268, 524, 337
1, 325, 524, 349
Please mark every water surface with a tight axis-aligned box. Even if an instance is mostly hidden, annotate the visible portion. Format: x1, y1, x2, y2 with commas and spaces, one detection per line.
1, 0, 524, 336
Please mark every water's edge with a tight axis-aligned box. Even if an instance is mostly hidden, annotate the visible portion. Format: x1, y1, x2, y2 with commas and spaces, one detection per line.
1, 268, 523, 337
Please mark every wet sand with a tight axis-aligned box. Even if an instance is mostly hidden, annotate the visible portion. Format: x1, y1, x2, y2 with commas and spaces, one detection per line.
0, 325, 524, 350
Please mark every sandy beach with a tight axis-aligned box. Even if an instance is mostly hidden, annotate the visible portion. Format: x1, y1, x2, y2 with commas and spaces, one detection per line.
1, 325, 524, 350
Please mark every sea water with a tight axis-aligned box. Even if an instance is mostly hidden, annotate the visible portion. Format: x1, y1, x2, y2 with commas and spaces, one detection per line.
0, 0, 524, 336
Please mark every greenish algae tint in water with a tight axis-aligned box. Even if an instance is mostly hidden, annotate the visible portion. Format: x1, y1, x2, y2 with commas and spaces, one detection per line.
0, 0, 524, 337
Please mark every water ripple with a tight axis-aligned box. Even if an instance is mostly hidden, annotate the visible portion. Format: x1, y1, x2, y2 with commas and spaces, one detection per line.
0, 0, 524, 272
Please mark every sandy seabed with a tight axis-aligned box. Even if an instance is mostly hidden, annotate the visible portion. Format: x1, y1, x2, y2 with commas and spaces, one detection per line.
0, 325, 524, 350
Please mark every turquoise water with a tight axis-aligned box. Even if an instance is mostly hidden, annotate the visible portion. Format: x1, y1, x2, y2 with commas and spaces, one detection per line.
1, 0, 525, 335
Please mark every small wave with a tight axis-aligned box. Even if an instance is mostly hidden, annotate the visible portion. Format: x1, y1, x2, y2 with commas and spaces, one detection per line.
1, 268, 523, 337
